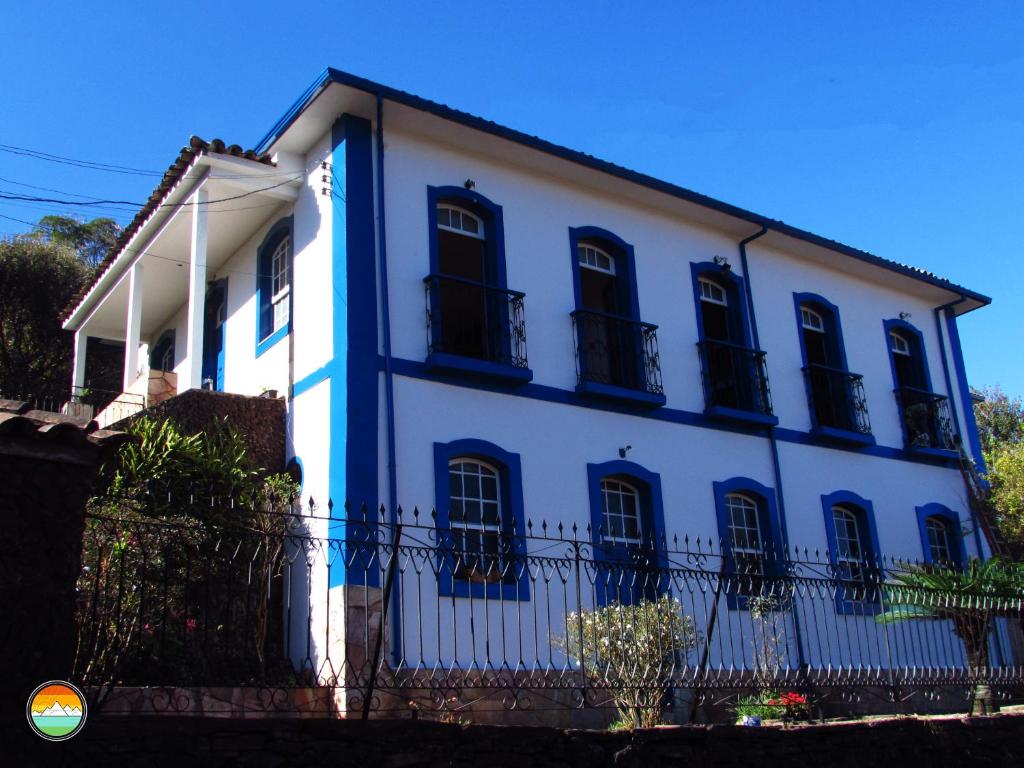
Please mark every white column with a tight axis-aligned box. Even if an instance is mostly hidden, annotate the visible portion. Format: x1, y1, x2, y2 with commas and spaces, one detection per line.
71, 330, 88, 393
184, 187, 209, 391
123, 262, 144, 391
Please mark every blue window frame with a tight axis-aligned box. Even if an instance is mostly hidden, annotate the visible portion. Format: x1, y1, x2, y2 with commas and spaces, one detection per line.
433, 438, 529, 600
586, 460, 666, 605
256, 216, 293, 357
569, 227, 664, 407
820, 491, 882, 615
793, 293, 873, 445
424, 186, 531, 384
915, 503, 967, 568
692, 262, 776, 426
149, 329, 175, 372
712, 477, 783, 609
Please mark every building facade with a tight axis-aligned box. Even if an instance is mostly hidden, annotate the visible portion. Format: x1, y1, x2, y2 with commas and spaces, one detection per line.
62, 70, 999, 697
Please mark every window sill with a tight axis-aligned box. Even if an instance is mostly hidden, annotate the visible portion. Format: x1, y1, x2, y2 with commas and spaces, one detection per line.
425, 352, 533, 385
906, 445, 959, 460
438, 577, 531, 602
704, 405, 779, 427
256, 323, 290, 358
811, 425, 876, 447
576, 380, 666, 408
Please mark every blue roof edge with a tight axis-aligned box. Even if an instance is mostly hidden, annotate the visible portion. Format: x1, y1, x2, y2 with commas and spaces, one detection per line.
256, 67, 990, 310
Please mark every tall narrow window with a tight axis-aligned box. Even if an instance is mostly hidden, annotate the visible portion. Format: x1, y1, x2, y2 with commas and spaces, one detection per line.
600, 478, 642, 547
256, 216, 293, 355
795, 295, 871, 440
448, 458, 503, 581
726, 493, 766, 593
270, 234, 291, 333
925, 516, 953, 565
699, 277, 732, 342
832, 506, 866, 589
886, 320, 956, 451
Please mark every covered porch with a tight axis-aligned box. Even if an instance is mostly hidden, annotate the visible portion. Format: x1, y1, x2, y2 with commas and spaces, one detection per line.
62, 139, 303, 428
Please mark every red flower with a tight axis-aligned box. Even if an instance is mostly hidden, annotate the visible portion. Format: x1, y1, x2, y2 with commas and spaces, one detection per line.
185, 618, 197, 633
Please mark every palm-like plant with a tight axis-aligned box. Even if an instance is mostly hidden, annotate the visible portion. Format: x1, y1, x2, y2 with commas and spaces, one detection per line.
875, 558, 1024, 714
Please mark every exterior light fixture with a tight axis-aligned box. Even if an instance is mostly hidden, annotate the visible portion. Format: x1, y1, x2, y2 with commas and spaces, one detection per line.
464, 179, 475, 190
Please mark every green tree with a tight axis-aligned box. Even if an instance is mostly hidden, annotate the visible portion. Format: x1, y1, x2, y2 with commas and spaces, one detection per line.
974, 387, 1024, 546
875, 558, 1024, 715
0, 234, 88, 397
35, 215, 121, 267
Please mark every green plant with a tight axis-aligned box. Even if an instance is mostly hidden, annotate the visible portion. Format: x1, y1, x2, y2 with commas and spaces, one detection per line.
564, 595, 700, 730
875, 558, 1024, 714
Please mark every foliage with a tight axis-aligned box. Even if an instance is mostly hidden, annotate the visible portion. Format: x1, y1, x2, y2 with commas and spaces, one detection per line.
34, 214, 121, 268
564, 595, 700, 729
0, 234, 88, 396
974, 387, 1024, 545
974, 386, 1024, 456
875, 558, 1024, 714
75, 415, 301, 688
732, 691, 807, 722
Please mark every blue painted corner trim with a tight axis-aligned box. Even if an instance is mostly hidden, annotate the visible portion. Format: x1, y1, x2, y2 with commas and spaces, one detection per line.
945, 311, 987, 474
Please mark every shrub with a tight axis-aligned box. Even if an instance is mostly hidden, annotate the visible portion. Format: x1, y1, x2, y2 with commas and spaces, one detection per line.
564, 595, 700, 729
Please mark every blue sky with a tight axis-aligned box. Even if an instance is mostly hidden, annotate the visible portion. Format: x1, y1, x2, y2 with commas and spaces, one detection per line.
1, 2, 1021, 395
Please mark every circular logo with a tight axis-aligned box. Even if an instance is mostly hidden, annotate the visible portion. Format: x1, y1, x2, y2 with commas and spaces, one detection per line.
26, 681, 87, 742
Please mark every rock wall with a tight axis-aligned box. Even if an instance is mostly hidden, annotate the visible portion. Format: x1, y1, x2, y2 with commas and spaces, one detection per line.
140, 389, 286, 473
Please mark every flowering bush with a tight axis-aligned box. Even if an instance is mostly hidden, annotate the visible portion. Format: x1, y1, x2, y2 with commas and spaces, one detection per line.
564, 595, 700, 729
733, 691, 808, 723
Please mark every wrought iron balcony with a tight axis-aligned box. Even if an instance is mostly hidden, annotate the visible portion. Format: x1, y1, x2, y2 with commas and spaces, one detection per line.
895, 386, 957, 451
424, 274, 528, 370
571, 310, 664, 397
697, 340, 773, 417
803, 364, 872, 436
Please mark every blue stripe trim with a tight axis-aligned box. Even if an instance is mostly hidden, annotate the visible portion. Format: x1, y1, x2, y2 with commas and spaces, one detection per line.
254, 69, 334, 154
292, 362, 333, 398
256, 323, 289, 358
387, 355, 958, 469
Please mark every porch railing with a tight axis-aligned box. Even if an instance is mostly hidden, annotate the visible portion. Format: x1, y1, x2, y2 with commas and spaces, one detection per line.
571, 310, 663, 394
72, 499, 1024, 719
895, 386, 957, 451
424, 274, 528, 369
803, 364, 872, 435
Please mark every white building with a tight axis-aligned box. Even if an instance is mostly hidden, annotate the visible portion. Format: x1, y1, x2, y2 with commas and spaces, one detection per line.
62, 69, 1001, 705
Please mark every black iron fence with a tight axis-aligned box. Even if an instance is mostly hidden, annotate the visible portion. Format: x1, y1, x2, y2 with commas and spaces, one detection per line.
424, 274, 528, 369
803, 365, 872, 435
698, 340, 773, 416
71, 499, 1024, 720
572, 310, 663, 395
895, 387, 957, 451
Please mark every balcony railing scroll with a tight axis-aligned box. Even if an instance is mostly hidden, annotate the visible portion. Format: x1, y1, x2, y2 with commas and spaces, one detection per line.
424, 273, 528, 369
697, 340, 773, 416
895, 386, 957, 451
803, 364, 872, 435
571, 309, 663, 395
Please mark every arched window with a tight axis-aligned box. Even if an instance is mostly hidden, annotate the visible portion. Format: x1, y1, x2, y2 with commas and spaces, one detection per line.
821, 491, 881, 614
832, 505, 867, 588
600, 477, 642, 546
433, 439, 529, 600
925, 516, 953, 564
713, 478, 783, 606
693, 263, 772, 419
448, 458, 503, 579
916, 504, 966, 567
889, 329, 926, 390
570, 227, 662, 404
256, 216, 293, 356
885, 319, 955, 451
726, 493, 765, 581
793, 294, 872, 439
